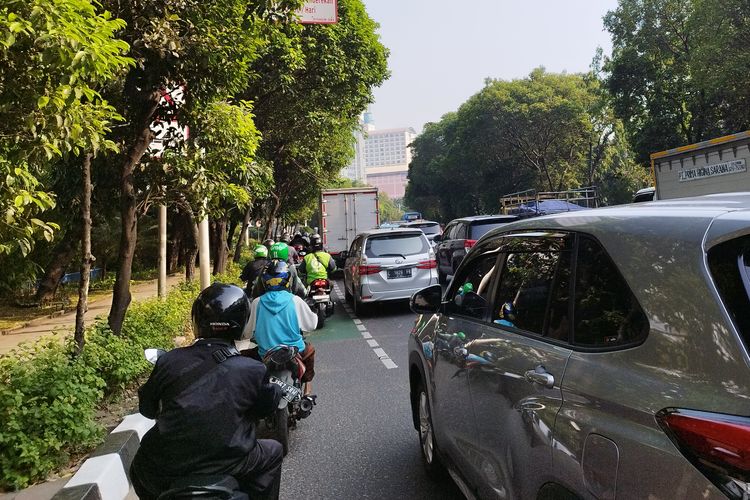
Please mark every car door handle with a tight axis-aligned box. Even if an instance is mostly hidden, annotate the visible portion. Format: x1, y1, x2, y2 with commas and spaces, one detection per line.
524, 367, 555, 388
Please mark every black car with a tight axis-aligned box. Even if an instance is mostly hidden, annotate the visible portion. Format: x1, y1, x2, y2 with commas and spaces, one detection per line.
433, 215, 517, 284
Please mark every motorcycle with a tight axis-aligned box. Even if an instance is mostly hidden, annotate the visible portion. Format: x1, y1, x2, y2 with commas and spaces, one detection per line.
261, 345, 316, 456
305, 278, 334, 329
143, 348, 250, 500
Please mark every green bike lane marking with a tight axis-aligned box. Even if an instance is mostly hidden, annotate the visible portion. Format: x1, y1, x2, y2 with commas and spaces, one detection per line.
305, 303, 361, 343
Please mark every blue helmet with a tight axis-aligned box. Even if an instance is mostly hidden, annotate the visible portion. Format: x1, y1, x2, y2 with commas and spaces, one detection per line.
500, 302, 517, 322
262, 260, 291, 291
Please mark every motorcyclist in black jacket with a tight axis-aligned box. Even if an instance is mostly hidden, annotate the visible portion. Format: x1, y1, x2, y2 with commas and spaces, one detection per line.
240, 244, 270, 296
130, 283, 284, 500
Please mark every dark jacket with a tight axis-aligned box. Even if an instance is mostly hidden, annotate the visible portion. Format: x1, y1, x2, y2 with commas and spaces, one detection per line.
240, 257, 269, 292
251, 264, 306, 299
135, 339, 280, 476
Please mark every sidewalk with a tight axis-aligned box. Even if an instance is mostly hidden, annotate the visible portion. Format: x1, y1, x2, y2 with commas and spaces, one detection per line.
0, 274, 184, 356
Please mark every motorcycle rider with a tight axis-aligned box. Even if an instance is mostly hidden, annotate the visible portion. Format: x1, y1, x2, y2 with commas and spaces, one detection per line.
246, 260, 318, 394
289, 232, 310, 253
279, 233, 298, 265
240, 244, 270, 296
130, 283, 284, 500
298, 234, 336, 286
251, 242, 306, 299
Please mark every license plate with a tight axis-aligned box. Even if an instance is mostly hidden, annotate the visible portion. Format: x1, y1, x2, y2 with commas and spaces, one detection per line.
387, 268, 412, 279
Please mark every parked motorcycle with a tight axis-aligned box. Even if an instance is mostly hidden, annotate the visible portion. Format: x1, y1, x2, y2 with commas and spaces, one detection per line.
262, 345, 316, 455
305, 278, 334, 328
143, 348, 249, 500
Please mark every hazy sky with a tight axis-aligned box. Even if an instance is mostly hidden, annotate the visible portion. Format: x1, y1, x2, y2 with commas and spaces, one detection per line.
362, 0, 619, 132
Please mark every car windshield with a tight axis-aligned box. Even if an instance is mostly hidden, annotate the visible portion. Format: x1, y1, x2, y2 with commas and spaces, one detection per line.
409, 223, 441, 235
471, 221, 512, 240
365, 233, 429, 258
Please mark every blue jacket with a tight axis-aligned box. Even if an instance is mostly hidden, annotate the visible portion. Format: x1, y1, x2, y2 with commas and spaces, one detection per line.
254, 291, 305, 357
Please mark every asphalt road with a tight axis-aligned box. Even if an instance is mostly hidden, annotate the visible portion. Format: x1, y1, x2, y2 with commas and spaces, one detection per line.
278, 279, 463, 500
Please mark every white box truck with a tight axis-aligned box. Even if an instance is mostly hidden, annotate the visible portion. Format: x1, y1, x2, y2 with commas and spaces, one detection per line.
320, 187, 379, 266
648, 130, 750, 200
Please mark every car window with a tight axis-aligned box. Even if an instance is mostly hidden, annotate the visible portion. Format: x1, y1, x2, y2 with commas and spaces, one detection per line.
409, 223, 441, 235
494, 251, 563, 335
470, 221, 512, 240
443, 223, 457, 240
365, 233, 428, 258
707, 236, 750, 350
448, 254, 500, 320
455, 223, 468, 240
573, 236, 648, 347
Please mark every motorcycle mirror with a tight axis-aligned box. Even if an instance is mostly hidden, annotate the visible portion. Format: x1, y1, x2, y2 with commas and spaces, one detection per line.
144, 348, 167, 365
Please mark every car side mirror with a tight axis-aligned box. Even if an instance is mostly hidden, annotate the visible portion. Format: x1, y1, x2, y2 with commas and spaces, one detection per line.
432, 234, 442, 242
410, 284, 443, 315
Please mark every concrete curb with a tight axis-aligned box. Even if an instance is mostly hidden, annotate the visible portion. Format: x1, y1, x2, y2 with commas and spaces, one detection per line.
51, 414, 154, 500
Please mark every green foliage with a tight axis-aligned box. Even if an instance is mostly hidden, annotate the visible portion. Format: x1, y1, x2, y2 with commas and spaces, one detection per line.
603, 0, 750, 163
246, 0, 390, 225
378, 192, 403, 222
406, 69, 644, 220
0, 0, 131, 256
0, 279, 204, 490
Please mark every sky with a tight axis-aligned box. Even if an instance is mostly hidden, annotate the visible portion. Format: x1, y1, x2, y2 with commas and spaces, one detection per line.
361, 0, 619, 132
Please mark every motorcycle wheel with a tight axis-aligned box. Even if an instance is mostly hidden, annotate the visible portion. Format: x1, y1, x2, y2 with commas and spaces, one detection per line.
316, 303, 326, 329
271, 406, 290, 456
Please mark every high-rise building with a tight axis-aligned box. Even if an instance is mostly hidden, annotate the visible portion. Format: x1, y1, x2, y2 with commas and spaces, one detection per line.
341, 111, 416, 200
364, 127, 417, 199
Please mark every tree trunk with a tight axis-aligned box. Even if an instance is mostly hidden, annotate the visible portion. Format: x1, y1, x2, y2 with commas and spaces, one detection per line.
35, 228, 80, 302
180, 211, 198, 282
227, 219, 238, 250
167, 211, 182, 274
262, 197, 280, 240
74, 154, 93, 355
108, 91, 160, 335
233, 205, 252, 262
212, 217, 229, 275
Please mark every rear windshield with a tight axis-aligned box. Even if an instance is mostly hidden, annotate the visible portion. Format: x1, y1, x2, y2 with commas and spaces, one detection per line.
408, 223, 441, 235
470, 221, 513, 240
708, 236, 750, 350
365, 233, 429, 258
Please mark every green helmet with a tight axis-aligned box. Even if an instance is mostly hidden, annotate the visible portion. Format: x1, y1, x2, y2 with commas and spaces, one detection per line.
269, 242, 289, 261
253, 245, 268, 259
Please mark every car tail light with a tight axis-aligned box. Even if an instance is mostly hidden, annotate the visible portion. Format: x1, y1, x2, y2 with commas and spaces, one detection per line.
417, 259, 437, 269
657, 408, 750, 498
358, 264, 381, 275
464, 239, 477, 250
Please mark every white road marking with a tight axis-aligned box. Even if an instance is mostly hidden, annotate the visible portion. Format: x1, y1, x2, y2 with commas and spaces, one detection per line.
381, 358, 398, 370
356, 324, 367, 332
373, 348, 388, 358
367, 339, 379, 347
361, 331, 372, 339
353, 318, 363, 325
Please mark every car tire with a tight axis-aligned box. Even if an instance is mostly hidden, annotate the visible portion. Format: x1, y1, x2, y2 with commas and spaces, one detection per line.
345, 285, 353, 304
416, 380, 444, 478
353, 293, 368, 317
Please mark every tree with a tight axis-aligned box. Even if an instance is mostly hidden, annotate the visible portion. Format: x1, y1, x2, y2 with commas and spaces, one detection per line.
406, 69, 646, 220
378, 192, 402, 222
603, 0, 721, 164
245, 0, 390, 234
0, 0, 131, 257
100, 0, 302, 334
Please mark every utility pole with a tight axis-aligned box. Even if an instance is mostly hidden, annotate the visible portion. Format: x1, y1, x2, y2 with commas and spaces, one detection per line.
198, 216, 211, 290
158, 203, 167, 298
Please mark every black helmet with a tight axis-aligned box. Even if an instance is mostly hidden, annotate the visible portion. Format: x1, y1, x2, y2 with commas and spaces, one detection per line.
310, 233, 323, 251
262, 238, 274, 248
191, 283, 250, 341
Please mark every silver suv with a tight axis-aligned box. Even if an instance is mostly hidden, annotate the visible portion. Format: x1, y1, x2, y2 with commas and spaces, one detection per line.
343, 228, 437, 314
408, 194, 750, 500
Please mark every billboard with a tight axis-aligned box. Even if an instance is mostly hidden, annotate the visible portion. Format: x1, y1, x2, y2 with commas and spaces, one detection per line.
298, 0, 338, 24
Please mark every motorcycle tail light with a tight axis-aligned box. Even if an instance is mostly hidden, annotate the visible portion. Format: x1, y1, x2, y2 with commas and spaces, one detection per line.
657, 408, 750, 498
417, 259, 437, 269
312, 279, 328, 288
464, 239, 477, 250
358, 264, 381, 275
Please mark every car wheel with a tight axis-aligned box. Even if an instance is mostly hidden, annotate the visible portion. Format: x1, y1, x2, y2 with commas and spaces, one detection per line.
345, 285, 353, 304
416, 381, 444, 477
353, 293, 368, 316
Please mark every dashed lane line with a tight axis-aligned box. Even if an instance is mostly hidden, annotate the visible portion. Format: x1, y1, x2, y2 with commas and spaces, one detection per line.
332, 282, 398, 370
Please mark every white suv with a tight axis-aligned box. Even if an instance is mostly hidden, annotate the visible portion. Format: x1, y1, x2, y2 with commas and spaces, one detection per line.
343, 228, 438, 314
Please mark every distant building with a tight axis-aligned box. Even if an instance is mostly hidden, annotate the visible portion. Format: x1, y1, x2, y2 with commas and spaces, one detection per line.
364, 127, 416, 199
341, 112, 416, 199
